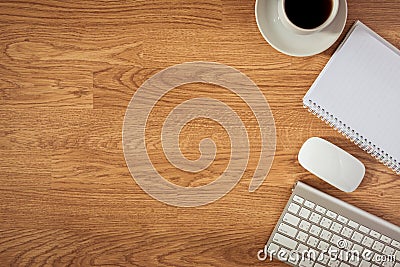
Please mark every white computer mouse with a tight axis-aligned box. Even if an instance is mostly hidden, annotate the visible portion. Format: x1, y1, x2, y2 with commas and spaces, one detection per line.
298, 137, 365, 192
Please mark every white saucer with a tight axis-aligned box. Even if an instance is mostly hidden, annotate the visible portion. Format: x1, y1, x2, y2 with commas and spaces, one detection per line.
255, 0, 348, 57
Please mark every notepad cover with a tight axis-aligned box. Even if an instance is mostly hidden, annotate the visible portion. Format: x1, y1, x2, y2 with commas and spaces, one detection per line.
303, 21, 400, 174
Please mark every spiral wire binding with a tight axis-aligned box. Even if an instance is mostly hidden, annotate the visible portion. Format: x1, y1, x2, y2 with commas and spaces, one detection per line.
304, 99, 400, 174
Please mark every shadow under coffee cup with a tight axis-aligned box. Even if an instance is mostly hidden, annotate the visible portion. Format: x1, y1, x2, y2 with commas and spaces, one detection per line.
278, 0, 339, 35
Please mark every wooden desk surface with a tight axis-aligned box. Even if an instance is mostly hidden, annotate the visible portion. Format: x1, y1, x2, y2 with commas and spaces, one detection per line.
1, 0, 399, 266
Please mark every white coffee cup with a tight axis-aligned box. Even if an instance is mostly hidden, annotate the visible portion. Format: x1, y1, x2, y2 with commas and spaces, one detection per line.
278, 0, 339, 35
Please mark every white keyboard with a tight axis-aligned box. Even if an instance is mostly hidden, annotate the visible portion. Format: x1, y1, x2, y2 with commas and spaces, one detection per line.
264, 182, 400, 267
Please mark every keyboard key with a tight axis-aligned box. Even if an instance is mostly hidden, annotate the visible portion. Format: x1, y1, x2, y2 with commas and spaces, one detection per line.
310, 225, 322, 236
320, 217, 332, 229
293, 195, 304, 204
299, 220, 311, 231
351, 231, 364, 243
288, 203, 300, 214
299, 257, 314, 267
288, 251, 299, 265
371, 253, 383, 266
348, 220, 359, 229
283, 213, 300, 227
339, 263, 350, 267
308, 248, 319, 260
330, 234, 342, 247
372, 240, 385, 252
267, 243, 279, 253
321, 229, 332, 241
352, 243, 364, 254
370, 230, 380, 239
278, 223, 298, 238
317, 240, 329, 251
362, 236, 374, 247
326, 210, 337, 219
337, 215, 348, 224
317, 253, 330, 264
334, 239, 353, 250
296, 231, 308, 243
304, 200, 315, 209
328, 258, 340, 267
391, 239, 400, 249
299, 207, 311, 219
328, 245, 339, 253
372, 254, 382, 263
309, 212, 322, 224
349, 256, 361, 267
315, 263, 325, 267
297, 243, 309, 253
341, 226, 354, 238
363, 248, 373, 260
382, 262, 395, 267
359, 260, 372, 267
315, 205, 326, 214
380, 235, 391, 244
359, 225, 370, 234
307, 236, 319, 248
302, 253, 317, 265
331, 222, 343, 233
277, 247, 289, 261
273, 233, 298, 250
383, 245, 395, 256
341, 238, 353, 250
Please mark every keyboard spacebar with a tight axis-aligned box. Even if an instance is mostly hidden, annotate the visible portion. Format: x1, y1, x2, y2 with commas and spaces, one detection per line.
272, 233, 298, 250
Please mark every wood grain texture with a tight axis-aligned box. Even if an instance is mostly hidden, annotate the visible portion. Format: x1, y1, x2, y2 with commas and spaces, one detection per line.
0, 0, 399, 266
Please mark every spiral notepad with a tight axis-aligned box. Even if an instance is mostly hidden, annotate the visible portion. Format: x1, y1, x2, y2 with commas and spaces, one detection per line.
303, 21, 400, 174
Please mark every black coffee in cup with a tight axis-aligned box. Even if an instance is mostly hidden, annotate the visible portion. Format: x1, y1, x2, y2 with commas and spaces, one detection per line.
284, 0, 333, 29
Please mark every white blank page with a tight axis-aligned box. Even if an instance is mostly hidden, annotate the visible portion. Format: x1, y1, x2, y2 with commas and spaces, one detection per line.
304, 21, 400, 162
